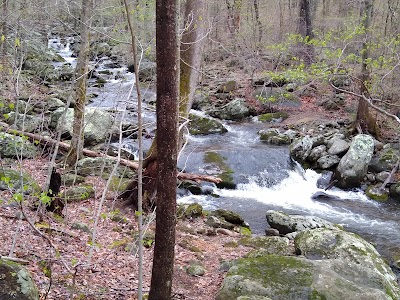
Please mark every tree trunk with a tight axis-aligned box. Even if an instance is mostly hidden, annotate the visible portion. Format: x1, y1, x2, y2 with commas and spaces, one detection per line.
180, 0, 206, 119
120, 0, 207, 209
226, 0, 242, 34
1, 0, 8, 83
297, 0, 314, 66
148, 0, 179, 298
66, 0, 93, 166
355, 0, 379, 137
253, 0, 262, 43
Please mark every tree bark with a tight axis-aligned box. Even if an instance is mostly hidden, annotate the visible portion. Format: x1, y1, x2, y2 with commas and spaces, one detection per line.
148, 0, 179, 298
355, 0, 379, 137
297, 0, 314, 66
66, 0, 93, 166
179, 0, 206, 119
253, 0, 262, 43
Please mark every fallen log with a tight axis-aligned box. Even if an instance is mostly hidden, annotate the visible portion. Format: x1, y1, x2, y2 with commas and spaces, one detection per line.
0, 122, 222, 184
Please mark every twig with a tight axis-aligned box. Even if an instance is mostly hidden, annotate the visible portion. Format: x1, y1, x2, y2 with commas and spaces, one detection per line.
0, 255, 30, 264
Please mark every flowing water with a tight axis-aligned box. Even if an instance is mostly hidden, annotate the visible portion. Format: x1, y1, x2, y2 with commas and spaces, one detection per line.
49, 38, 400, 265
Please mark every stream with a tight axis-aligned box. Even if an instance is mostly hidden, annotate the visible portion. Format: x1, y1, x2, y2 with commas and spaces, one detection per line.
49, 37, 400, 266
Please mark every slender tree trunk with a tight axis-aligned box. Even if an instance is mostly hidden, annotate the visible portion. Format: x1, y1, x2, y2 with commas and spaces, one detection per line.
148, 0, 179, 298
1, 0, 8, 83
226, 0, 242, 34
298, 0, 314, 66
180, 0, 206, 119
253, 0, 262, 43
355, 0, 378, 137
66, 0, 93, 166
122, 0, 145, 298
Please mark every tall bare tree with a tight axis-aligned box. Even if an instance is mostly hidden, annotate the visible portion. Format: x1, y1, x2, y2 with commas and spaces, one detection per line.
148, 0, 179, 298
355, 0, 379, 136
297, 0, 314, 65
66, 0, 93, 165
180, 0, 206, 119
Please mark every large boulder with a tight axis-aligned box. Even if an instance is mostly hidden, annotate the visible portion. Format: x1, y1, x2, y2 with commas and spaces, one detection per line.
50, 107, 118, 146
334, 134, 374, 189
0, 133, 37, 158
216, 225, 400, 300
369, 146, 400, 173
265, 210, 337, 235
0, 258, 39, 300
208, 98, 250, 121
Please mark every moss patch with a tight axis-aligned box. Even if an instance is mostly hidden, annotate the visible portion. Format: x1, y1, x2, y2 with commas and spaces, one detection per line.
204, 152, 236, 189
258, 112, 289, 123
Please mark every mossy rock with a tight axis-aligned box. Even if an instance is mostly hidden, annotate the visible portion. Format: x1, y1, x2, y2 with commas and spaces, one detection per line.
61, 173, 85, 186
62, 185, 94, 202
216, 255, 315, 300
186, 261, 206, 276
178, 180, 202, 195
0, 133, 37, 159
240, 236, 291, 256
177, 203, 203, 220
365, 185, 389, 202
258, 112, 289, 123
189, 113, 228, 135
0, 258, 39, 300
0, 168, 41, 195
71, 222, 91, 234
108, 176, 130, 192
211, 209, 248, 227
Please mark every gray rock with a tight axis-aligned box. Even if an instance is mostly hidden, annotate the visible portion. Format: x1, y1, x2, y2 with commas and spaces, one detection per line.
259, 129, 291, 145
369, 147, 400, 173
50, 107, 118, 146
212, 209, 248, 227
4, 113, 43, 133
266, 210, 337, 235
216, 226, 400, 300
317, 154, 340, 169
186, 261, 206, 276
389, 183, 400, 201
188, 113, 228, 135
206, 215, 234, 230
243, 236, 292, 257
376, 171, 390, 183
208, 98, 250, 121
0, 168, 41, 194
311, 191, 341, 201
0, 133, 37, 158
137, 60, 156, 82
43, 97, 66, 111
316, 171, 333, 189
62, 185, 94, 202
76, 157, 135, 178
0, 258, 39, 300
327, 138, 349, 155
289, 135, 313, 162
307, 145, 326, 162
334, 134, 374, 189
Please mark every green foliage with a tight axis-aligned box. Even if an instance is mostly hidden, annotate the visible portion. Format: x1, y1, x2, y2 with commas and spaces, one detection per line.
265, 17, 400, 99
